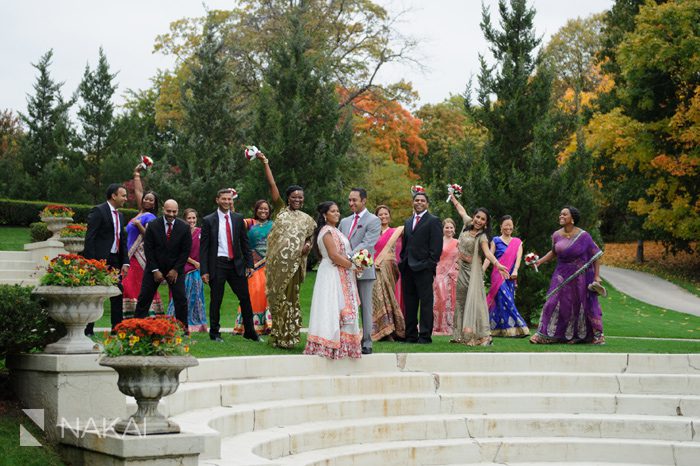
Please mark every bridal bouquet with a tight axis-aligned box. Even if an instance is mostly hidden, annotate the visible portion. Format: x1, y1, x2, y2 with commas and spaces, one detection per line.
137, 155, 154, 170
244, 145, 260, 161
411, 185, 426, 196
446, 183, 463, 202
524, 252, 539, 272
351, 249, 374, 270
227, 188, 239, 200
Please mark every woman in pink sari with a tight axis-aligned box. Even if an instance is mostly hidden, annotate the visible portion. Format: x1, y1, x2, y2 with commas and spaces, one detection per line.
483, 215, 529, 337
370, 205, 406, 340
433, 218, 459, 335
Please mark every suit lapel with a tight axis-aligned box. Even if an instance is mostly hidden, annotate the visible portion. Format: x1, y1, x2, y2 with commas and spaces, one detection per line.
212, 213, 220, 246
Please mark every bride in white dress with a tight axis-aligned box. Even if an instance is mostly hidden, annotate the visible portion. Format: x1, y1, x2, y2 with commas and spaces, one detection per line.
304, 202, 362, 359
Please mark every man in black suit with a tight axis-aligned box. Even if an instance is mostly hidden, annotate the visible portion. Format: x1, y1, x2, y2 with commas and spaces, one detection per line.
399, 191, 443, 343
134, 199, 192, 330
200, 188, 259, 342
84, 183, 130, 336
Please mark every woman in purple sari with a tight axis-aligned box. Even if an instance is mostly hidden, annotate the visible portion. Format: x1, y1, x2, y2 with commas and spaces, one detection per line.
530, 206, 605, 345
484, 216, 529, 337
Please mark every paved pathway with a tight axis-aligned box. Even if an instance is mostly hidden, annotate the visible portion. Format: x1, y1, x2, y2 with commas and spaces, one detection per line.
600, 265, 700, 317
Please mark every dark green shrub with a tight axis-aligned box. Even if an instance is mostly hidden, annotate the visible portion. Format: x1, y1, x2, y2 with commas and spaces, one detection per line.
0, 285, 63, 358
0, 198, 138, 227
29, 222, 52, 243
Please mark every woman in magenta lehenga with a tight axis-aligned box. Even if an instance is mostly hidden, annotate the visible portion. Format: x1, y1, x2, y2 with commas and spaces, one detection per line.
304, 202, 362, 359
530, 206, 605, 345
122, 167, 163, 318
167, 208, 207, 333
370, 205, 405, 341
484, 215, 529, 337
433, 218, 459, 335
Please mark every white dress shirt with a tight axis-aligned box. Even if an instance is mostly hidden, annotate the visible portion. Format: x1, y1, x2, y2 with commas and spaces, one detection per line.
109, 203, 119, 254
217, 209, 233, 258
412, 211, 426, 230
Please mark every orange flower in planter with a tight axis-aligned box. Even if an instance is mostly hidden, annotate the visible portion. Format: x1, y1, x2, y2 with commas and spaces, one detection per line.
103, 316, 192, 357
40, 204, 75, 218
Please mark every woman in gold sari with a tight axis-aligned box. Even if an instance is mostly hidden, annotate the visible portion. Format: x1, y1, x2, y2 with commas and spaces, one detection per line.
370, 205, 406, 340
260, 153, 316, 349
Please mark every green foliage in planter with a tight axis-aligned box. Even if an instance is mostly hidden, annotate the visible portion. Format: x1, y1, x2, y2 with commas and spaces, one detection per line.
0, 285, 63, 357
29, 222, 52, 243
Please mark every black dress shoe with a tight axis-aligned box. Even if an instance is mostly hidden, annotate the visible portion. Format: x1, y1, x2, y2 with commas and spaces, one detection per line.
210, 335, 224, 342
417, 339, 432, 344
361, 347, 372, 355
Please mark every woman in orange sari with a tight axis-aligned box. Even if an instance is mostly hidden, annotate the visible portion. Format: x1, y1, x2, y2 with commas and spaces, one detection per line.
370, 205, 406, 340
433, 218, 459, 335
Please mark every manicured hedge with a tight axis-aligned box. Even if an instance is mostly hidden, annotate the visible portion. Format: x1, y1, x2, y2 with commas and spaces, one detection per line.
0, 285, 64, 357
0, 198, 138, 227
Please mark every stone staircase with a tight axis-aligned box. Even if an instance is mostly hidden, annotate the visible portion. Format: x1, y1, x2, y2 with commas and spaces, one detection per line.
0, 250, 39, 286
147, 353, 700, 465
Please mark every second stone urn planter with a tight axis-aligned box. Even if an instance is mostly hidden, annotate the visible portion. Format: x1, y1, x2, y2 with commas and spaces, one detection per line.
33, 285, 120, 354
99, 355, 199, 435
60, 237, 85, 254
41, 216, 73, 240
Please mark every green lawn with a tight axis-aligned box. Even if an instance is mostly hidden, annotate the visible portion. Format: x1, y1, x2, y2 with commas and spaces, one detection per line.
0, 402, 64, 466
0, 227, 31, 251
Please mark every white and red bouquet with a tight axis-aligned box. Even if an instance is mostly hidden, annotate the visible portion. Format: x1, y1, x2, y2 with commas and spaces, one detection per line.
524, 252, 539, 272
138, 155, 154, 170
244, 145, 260, 161
446, 183, 463, 202
411, 185, 426, 196
227, 188, 239, 200
351, 249, 374, 270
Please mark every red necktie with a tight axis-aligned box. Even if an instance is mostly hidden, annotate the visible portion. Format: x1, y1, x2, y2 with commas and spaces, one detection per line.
113, 210, 120, 253
225, 214, 234, 259
166, 221, 173, 241
413, 214, 421, 230
349, 213, 360, 237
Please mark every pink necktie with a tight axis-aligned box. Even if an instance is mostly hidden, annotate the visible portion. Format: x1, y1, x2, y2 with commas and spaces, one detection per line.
349, 214, 360, 237
113, 210, 120, 252
413, 214, 421, 230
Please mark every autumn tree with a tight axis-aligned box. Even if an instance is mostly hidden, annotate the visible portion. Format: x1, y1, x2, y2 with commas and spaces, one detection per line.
0, 110, 25, 198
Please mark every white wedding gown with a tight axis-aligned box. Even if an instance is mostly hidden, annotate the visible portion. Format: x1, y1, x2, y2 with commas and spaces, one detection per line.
304, 226, 362, 359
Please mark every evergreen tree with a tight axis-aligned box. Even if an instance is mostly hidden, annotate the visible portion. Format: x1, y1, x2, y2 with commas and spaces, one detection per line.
463, 0, 597, 321
77, 47, 118, 202
246, 1, 352, 213
19, 50, 77, 201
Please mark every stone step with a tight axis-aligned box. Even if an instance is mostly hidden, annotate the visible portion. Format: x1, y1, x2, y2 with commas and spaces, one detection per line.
0, 277, 38, 286
221, 414, 697, 461
0, 269, 37, 280
202, 437, 700, 466
0, 250, 32, 260
183, 354, 700, 383
0, 259, 37, 270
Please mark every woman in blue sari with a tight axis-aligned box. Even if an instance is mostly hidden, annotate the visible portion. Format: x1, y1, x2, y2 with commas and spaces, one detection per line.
122, 167, 163, 318
233, 199, 274, 335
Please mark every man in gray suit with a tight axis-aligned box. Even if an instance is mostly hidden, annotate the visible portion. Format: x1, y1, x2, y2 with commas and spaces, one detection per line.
339, 187, 381, 354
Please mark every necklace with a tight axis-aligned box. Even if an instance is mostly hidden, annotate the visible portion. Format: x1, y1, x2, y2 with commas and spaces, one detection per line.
562, 228, 576, 238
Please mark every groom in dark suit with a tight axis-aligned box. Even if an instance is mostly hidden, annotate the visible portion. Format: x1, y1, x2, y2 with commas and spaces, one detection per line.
134, 199, 192, 330
200, 188, 259, 342
399, 191, 443, 343
83, 183, 130, 335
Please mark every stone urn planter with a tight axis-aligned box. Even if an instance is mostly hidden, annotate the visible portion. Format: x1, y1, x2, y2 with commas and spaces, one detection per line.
33, 285, 120, 354
41, 216, 73, 240
60, 237, 85, 254
99, 356, 199, 435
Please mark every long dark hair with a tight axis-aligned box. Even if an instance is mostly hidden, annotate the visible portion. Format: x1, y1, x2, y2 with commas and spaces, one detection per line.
465, 207, 492, 239
253, 199, 272, 221
312, 201, 337, 259
142, 191, 160, 214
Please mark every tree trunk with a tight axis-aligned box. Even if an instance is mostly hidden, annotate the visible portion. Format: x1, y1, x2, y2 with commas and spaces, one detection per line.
635, 239, 644, 264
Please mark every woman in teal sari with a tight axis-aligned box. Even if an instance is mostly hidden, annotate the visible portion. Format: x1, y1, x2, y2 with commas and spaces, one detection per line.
233, 200, 274, 335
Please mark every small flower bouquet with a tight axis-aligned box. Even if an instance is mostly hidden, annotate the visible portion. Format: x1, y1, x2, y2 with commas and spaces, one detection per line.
227, 187, 239, 200
102, 316, 191, 357
410, 185, 426, 196
137, 155, 154, 170
41, 204, 75, 218
446, 183, 463, 202
524, 252, 539, 272
244, 145, 260, 161
59, 223, 87, 238
40, 254, 119, 287
351, 249, 374, 270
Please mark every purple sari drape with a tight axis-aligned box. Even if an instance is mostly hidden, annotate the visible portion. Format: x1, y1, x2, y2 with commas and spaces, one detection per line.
535, 230, 603, 342
486, 237, 521, 309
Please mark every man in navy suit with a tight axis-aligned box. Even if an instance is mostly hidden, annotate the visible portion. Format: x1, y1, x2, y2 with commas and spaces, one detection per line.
200, 188, 259, 342
134, 199, 192, 330
399, 191, 443, 343
83, 183, 129, 335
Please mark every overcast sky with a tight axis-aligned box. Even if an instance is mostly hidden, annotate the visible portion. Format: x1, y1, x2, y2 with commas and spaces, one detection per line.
1, 0, 613, 116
